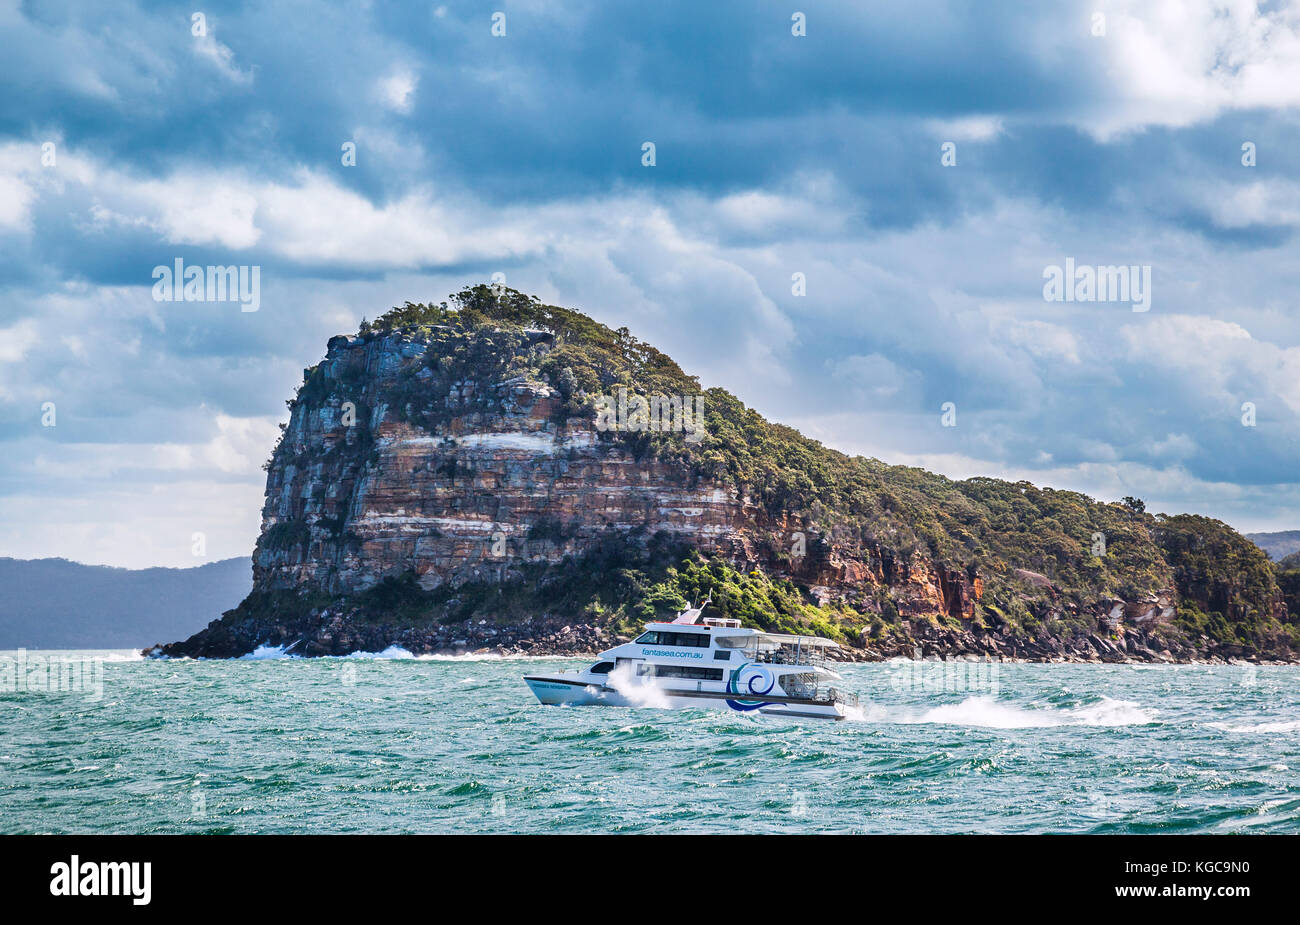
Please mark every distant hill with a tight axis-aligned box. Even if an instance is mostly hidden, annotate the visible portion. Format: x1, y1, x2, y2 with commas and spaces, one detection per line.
0, 557, 252, 649
1246, 531, 1300, 561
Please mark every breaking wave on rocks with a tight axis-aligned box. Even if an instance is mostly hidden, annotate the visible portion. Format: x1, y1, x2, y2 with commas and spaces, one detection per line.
239, 643, 300, 660
340, 645, 417, 659
236, 644, 559, 661
239, 642, 419, 660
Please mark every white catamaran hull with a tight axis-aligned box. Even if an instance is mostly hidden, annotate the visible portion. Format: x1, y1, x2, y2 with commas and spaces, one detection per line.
524, 674, 851, 720
524, 602, 860, 722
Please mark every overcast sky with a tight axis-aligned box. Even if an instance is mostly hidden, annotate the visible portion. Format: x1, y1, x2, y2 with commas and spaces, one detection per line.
3, 0, 1300, 568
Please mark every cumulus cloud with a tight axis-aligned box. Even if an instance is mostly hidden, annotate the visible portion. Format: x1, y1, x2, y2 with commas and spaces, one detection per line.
1122, 314, 1300, 415
829, 354, 915, 401
1203, 179, 1300, 230
1088, 0, 1300, 136
925, 116, 1005, 142
376, 67, 417, 114
0, 318, 38, 365
0, 172, 34, 231
3, 0, 1300, 567
192, 33, 254, 86
999, 319, 1083, 366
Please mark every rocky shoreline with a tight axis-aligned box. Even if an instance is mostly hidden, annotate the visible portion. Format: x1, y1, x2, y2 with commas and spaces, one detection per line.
152, 292, 1300, 666
150, 607, 1294, 665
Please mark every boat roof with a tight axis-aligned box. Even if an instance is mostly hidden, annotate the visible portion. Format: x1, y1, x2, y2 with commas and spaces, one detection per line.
644, 621, 840, 649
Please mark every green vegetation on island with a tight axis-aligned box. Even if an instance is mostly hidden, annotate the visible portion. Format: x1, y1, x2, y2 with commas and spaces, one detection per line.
188, 286, 1299, 661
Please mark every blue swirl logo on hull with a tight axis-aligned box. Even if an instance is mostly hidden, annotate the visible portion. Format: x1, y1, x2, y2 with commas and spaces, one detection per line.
726, 664, 776, 711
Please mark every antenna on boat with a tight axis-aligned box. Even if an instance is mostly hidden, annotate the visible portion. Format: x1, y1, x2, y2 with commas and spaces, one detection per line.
672, 593, 713, 625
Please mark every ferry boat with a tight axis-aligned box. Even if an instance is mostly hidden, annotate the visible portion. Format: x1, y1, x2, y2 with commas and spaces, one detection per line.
523, 599, 861, 720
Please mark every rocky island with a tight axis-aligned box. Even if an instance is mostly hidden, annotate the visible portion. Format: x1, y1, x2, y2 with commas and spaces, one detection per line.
155, 286, 1300, 663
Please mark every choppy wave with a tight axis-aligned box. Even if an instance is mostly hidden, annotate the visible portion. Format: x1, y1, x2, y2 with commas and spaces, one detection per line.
1067, 696, 1159, 726
881, 695, 1157, 729
8, 657, 1300, 834
241, 645, 566, 662
339, 645, 416, 660
411, 652, 569, 662
1209, 720, 1300, 734
239, 644, 300, 660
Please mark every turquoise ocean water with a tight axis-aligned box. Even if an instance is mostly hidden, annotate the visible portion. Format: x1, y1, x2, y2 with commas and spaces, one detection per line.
3, 650, 1298, 833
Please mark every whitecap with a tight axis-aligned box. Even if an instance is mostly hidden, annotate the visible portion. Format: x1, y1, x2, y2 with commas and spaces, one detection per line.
1065, 696, 1158, 726
1208, 720, 1300, 734
239, 644, 300, 660
877, 695, 1156, 729
338, 645, 416, 660
906, 696, 1062, 728
414, 652, 572, 662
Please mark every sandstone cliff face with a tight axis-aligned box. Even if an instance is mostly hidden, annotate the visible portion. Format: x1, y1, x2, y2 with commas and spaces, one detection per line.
252, 328, 988, 628
256, 330, 750, 596
157, 289, 1296, 662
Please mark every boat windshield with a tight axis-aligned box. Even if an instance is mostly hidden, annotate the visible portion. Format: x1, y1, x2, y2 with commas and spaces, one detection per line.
716, 634, 833, 667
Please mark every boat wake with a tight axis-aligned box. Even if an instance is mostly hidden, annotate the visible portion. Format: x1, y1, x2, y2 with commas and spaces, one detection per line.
858, 695, 1157, 729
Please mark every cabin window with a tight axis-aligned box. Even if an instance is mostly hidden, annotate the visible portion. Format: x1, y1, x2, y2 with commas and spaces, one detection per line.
635, 630, 710, 648
713, 650, 731, 661
653, 665, 724, 681
589, 662, 614, 674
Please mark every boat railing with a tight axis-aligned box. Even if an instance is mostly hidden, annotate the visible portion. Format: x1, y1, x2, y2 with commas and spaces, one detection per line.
779, 674, 859, 708
745, 640, 828, 668
823, 686, 859, 709
780, 674, 818, 698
